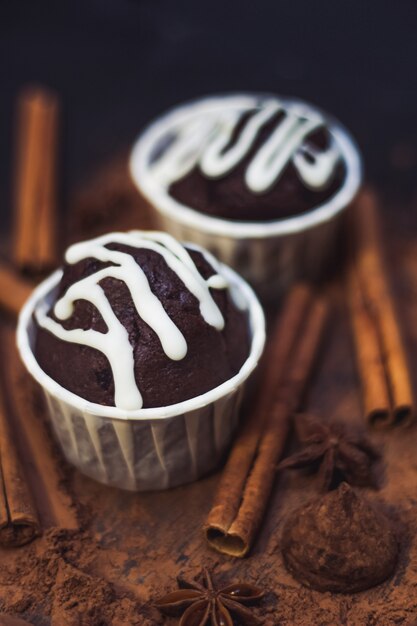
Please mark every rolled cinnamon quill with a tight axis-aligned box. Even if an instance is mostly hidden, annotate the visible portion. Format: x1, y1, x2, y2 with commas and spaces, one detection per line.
2, 328, 78, 531
12, 85, 60, 274
205, 286, 328, 557
0, 262, 34, 317
0, 381, 40, 547
347, 190, 414, 427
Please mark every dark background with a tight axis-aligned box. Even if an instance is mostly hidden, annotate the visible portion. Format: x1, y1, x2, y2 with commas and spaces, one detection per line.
1, 0, 416, 232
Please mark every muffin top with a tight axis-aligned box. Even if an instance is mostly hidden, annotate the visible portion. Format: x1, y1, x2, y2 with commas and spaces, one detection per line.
34, 231, 250, 410
141, 95, 349, 222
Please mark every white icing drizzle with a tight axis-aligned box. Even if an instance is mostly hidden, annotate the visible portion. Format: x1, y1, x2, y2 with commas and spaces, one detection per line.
150, 98, 342, 194
35, 231, 228, 410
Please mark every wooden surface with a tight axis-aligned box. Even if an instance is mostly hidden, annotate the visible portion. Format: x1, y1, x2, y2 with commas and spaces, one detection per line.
0, 159, 417, 625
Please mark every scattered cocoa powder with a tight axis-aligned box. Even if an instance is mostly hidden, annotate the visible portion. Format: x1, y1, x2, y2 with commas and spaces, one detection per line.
0, 616, 34, 626
0, 529, 150, 626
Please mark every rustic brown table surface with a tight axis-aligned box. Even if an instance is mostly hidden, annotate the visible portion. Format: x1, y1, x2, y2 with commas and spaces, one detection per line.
0, 158, 417, 626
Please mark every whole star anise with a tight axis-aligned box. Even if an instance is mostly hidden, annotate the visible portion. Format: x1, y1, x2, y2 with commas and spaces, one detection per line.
155, 568, 264, 626
278, 413, 380, 491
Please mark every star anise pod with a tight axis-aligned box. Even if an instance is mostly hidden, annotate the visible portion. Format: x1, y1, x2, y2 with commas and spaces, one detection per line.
278, 413, 380, 491
155, 568, 264, 626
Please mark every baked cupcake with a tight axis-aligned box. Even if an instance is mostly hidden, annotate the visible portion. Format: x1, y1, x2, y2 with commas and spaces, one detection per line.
17, 231, 265, 491
130, 93, 362, 296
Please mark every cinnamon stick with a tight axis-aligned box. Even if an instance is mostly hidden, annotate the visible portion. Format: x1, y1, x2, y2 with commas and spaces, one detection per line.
2, 327, 78, 530
205, 285, 312, 545
205, 289, 328, 557
0, 376, 40, 547
12, 85, 60, 274
347, 265, 391, 425
0, 262, 34, 317
347, 189, 414, 427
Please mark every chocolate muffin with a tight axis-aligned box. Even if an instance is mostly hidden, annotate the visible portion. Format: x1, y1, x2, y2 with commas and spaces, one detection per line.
149, 96, 346, 222
34, 231, 250, 410
131, 94, 362, 297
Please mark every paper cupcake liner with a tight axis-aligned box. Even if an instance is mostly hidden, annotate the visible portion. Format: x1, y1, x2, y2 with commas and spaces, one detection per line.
17, 256, 265, 492
40, 383, 244, 491
153, 208, 342, 299
130, 93, 363, 298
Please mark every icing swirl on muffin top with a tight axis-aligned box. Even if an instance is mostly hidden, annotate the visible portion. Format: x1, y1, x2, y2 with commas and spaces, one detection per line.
35, 231, 228, 410
151, 98, 342, 194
